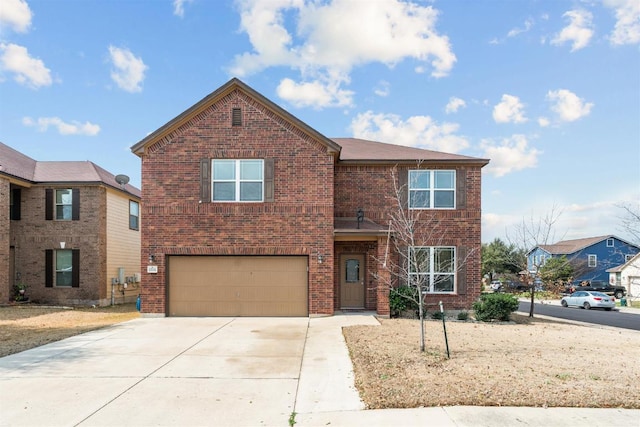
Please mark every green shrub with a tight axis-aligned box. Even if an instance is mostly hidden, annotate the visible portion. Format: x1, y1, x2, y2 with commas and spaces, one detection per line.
431, 311, 444, 320
457, 311, 469, 321
389, 285, 419, 315
472, 293, 519, 322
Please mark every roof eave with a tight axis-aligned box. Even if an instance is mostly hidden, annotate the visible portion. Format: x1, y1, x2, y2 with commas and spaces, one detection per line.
337, 158, 490, 166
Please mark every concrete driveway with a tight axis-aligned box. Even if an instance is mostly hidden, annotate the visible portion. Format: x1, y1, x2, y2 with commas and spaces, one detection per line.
0, 315, 379, 426
2, 315, 639, 427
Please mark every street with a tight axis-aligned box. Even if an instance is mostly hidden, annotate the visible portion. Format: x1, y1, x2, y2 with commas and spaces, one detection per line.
518, 301, 640, 331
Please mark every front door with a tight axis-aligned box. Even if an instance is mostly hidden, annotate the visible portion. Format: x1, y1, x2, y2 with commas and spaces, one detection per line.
340, 254, 365, 308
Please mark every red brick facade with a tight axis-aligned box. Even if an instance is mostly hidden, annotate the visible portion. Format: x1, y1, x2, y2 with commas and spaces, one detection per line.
133, 79, 487, 316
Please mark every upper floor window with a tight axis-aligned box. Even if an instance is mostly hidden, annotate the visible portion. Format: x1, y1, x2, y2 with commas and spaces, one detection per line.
408, 246, 456, 293
212, 159, 263, 202
46, 188, 79, 221
409, 170, 455, 209
606, 238, 614, 247
129, 200, 139, 230
588, 254, 597, 268
56, 189, 73, 220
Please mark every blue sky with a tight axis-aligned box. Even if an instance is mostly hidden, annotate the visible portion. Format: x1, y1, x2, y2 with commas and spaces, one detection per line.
1, 0, 639, 244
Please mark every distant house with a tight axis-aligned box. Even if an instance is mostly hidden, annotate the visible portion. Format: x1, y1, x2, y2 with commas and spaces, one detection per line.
607, 253, 640, 298
0, 142, 141, 306
528, 235, 640, 283
130, 78, 489, 317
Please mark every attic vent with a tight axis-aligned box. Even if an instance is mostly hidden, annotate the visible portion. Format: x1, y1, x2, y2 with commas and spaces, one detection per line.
232, 108, 242, 126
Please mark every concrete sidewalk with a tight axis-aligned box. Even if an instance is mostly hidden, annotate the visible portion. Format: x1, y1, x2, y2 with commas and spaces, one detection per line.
1, 314, 638, 427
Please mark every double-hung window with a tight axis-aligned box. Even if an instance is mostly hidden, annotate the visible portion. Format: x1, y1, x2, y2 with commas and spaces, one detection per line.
588, 254, 597, 268
408, 246, 456, 293
129, 200, 139, 230
212, 159, 263, 202
56, 189, 73, 220
409, 170, 455, 209
56, 250, 73, 287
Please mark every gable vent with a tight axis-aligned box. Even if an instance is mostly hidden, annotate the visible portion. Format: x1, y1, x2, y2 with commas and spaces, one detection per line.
232, 108, 242, 126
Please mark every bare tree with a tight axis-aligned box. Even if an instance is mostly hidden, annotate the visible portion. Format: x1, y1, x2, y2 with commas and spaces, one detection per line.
375, 167, 474, 352
506, 207, 563, 317
618, 202, 640, 245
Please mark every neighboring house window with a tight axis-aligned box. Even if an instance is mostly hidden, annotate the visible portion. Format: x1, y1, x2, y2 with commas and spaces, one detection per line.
45, 249, 80, 288
129, 200, 139, 230
45, 188, 79, 220
588, 254, 597, 268
408, 170, 455, 209
607, 238, 614, 247
212, 159, 263, 202
625, 254, 634, 262
408, 246, 456, 293
56, 189, 73, 220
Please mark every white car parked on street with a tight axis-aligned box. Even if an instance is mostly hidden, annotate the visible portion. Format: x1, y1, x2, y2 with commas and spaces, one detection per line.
560, 291, 615, 311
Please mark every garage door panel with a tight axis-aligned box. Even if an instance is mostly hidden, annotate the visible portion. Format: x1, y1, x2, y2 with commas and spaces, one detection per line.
168, 256, 308, 317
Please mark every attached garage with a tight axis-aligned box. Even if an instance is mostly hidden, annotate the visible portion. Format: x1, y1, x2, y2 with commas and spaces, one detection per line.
167, 256, 308, 317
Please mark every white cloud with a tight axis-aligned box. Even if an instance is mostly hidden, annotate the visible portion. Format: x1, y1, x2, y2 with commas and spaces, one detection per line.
22, 116, 101, 136
0, 0, 32, 33
551, 9, 594, 51
276, 77, 354, 108
108, 46, 147, 93
538, 117, 550, 127
493, 94, 527, 124
507, 18, 533, 38
0, 43, 52, 88
374, 80, 390, 97
350, 111, 469, 153
546, 89, 593, 122
604, 0, 640, 45
230, 0, 455, 108
480, 134, 541, 177
173, 0, 194, 18
445, 97, 466, 114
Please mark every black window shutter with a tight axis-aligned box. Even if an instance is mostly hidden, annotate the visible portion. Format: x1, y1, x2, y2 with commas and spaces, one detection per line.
45, 250, 53, 287
200, 159, 211, 202
72, 188, 80, 220
457, 246, 467, 295
45, 189, 53, 220
264, 158, 274, 202
398, 168, 408, 208
11, 188, 21, 220
72, 249, 80, 288
456, 169, 467, 210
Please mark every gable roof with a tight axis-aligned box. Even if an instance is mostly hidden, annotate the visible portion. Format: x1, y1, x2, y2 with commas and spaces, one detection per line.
131, 78, 341, 157
333, 138, 489, 165
0, 142, 140, 198
130, 78, 489, 166
538, 235, 638, 255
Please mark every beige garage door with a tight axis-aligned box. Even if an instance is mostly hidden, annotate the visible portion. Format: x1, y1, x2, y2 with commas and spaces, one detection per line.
168, 256, 308, 317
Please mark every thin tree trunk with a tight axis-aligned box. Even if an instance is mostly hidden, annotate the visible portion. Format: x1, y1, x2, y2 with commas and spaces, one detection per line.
529, 286, 535, 317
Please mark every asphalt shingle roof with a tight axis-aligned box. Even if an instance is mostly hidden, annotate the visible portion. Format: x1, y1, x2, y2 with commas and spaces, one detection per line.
0, 142, 140, 197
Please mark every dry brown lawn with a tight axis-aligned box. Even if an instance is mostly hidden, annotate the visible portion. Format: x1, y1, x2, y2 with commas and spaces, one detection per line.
0, 303, 140, 357
344, 315, 640, 409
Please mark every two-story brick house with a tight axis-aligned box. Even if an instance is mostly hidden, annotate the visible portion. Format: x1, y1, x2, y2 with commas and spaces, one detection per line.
0, 142, 141, 306
131, 78, 488, 317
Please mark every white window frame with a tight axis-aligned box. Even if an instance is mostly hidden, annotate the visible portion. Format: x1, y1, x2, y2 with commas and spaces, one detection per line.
212, 159, 264, 202
55, 249, 73, 287
408, 170, 456, 210
55, 189, 73, 220
588, 254, 597, 268
408, 246, 456, 294
606, 238, 614, 247
129, 200, 139, 231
